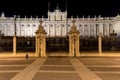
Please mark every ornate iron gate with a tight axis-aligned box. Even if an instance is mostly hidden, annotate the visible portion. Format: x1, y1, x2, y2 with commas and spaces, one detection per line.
17, 37, 35, 52
46, 37, 69, 53
80, 37, 98, 52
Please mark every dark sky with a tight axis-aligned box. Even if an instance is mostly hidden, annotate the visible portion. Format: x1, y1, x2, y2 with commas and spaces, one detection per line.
0, 0, 120, 18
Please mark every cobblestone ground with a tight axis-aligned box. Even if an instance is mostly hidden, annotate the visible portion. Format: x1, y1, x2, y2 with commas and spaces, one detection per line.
0, 57, 120, 80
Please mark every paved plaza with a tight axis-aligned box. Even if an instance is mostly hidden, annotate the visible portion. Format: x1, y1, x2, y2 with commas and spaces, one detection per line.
0, 57, 120, 80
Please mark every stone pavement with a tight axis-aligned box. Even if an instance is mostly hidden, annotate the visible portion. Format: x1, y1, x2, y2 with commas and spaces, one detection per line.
0, 57, 120, 80
11, 58, 46, 80
0, 58, 36, 80
80, 57, 120, 80
70, 58, 102, 80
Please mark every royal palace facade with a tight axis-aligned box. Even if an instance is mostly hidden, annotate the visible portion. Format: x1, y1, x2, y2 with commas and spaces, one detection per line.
0, 7, 120, 38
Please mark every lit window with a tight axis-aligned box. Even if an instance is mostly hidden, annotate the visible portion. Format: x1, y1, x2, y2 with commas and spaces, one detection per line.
27, 24, 30, 27
85, 24, 87, 27
96, 24, 99, 27
68, 24, 70, 27
79, 25, 82, 27
22, 24, 24, 27
33, 24, 36, 27
45, 25, 47, 27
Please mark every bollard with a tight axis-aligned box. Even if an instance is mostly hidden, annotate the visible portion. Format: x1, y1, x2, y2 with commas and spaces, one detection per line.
26, 53, 28, 59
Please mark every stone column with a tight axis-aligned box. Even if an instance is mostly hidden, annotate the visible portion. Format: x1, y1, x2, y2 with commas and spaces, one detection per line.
98, 33, 102, 56
13, 34, 16, 56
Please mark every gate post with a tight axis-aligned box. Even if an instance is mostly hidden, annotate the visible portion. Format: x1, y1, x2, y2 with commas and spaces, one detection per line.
35, 20, 47, 57
13, 34, 16, 56
68, 20, 80, 57
98, 33, 102, 56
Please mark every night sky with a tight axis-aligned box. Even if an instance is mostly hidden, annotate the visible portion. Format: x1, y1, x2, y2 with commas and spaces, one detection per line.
0, 0, 120, 18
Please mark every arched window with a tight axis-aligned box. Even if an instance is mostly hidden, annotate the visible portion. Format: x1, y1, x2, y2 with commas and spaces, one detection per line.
33, 24, 36, 27
68, 24, 70, 27
62, 24, 64, 27
27, 24, 30, 27
45, 25, 47, 27
79, 25, 82, 27
51, 25, 53, 27
22, 24, 24, 27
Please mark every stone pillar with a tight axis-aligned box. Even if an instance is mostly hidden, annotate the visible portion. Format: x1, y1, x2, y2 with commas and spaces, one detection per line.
68, 20, 80, 57
13, 34, 16, 56
41, 35, 47, 57
98, 33, 102, 56
35, 20, 47, 57
76, 35, 80, 57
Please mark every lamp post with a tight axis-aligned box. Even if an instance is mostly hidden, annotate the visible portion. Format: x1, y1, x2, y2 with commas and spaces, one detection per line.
110, 30, 117, 51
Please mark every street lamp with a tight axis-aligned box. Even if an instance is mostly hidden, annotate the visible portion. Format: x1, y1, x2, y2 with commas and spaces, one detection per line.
110, 30, 117, 51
